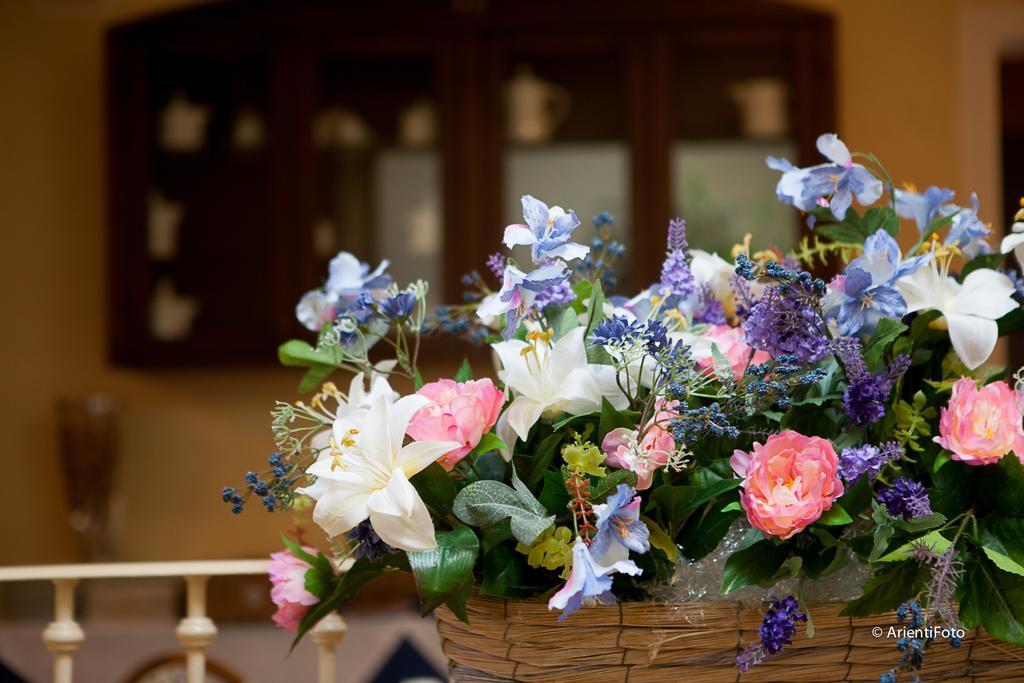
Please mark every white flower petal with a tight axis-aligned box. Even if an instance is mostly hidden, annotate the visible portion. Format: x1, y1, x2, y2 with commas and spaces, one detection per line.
495, 410, 517, 459
503, 224, 536, 248
945, 313, 999, 370
816, 133, 851, 166
389, 394, 432, 452
310, 487, 371, 538
398, 439, 462, 478
951, 269, 1017, 320
505, 396, 546, 442
366, 468, 437, 551
545, 242, 590, 262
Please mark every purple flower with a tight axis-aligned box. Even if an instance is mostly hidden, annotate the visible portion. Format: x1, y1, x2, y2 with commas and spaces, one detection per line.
877, 478, 932, 519
533, 279, 577, 310
503, 195, 589, 264
737, 595, 807, 672
666, 217, 688, 251
485, 252, 506, 279
695, 284, 727, 325
345, 520, 397, 562
590, 315, 642, 346
590, 484, 650, 566
742, 285, 829, 363
843, 373, 891, 425
477, 261, 569, 338
660, 248, 696, 298
839, 442, 903, 483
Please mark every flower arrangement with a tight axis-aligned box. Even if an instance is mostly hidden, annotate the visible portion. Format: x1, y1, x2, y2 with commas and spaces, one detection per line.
227, 134, 1024, 680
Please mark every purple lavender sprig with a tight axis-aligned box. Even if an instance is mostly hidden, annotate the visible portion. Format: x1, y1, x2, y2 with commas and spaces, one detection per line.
736, 596, 807, 672
877, 478, 932, 519
838, 441, 904, 483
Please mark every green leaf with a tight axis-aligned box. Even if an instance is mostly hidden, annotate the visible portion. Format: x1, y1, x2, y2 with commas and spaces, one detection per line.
959, 552, 1024, 646
687, 478, 741, 510
961, 252, 1004, 279
597, 397, 636, 442
840, 561, 929, 616
816, 222, 868, 244
650, 484, 697, 537
480, 544, 543, 598
549, 306, 580, 340
589, 469, 638, 502
444, 574, 474, 623
583, 280, 607, 340
980, 516, 1024, 577
411, 462, 458, 513
414, 369, 425, 391
893, 512, 947, 534
679, 505, 742, 561
453, 475, 554, 546
877, 529, 952, 562
407, 526, 479, 616
298, 364, 336, 393
524, 432, 565, 488
863, 319, 908, 368
862, 207, 900, 237
454, 357, 473, 383
721, 501, 742, 512
998, 308, 1024, 336
978, 453, 1024, 515
816, 504, 853, 527
933, 451, 951, 473
641, 515, 678, 563
721, 540, 790, 594
538, 470, 570, 515
469, 433, 508, 457
293, 557, 396, 647
278, 339, 338, 368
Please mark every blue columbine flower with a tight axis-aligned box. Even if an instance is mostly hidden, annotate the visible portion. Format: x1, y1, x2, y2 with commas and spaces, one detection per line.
295, 251, 392, 331
502, 195, 589, 264
547, 537, 641, 621
767, 133, 884, 224
476, 261, 569, 338
590, 484, 650, 566
825, 229, 929, 335
943, 193, 991, 257
379, 291, 417, 320
894, 185, 956, 233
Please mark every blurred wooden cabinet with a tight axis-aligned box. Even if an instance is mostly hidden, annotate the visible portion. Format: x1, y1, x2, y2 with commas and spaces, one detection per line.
105, 0, 834, 366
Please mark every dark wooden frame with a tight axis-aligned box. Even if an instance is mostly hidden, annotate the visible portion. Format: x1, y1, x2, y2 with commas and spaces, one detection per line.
105, 0, 834, 367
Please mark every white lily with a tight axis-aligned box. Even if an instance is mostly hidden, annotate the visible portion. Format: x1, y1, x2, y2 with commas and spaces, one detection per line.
1001, 212, 1024, 269
896, 256, 1017, 370
297, 394, 459, 551
491, 326, 629, 446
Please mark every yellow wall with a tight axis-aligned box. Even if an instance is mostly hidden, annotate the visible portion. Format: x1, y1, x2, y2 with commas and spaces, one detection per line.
0, 0, 1020, 565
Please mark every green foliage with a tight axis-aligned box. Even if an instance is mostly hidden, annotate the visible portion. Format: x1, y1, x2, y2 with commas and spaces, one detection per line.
454, 357, 473, 382
721, 540, 790, 594
453, 468, 554, 545
862, 319, 908, 369
294, 557, 398, 647
523, 432, 566, 488
678, 502, 743, 561
840, 560, 929, 617
407, 526, 479, 618
959, 552, 1024, 646
979, 516, 1024, 577
411, 463, 458, 514
893, 391, 937, 452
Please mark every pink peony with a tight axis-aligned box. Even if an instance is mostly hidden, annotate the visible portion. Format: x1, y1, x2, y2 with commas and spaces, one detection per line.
407, 378, 505, 470
934, 378, 1024, 466
692, 325, 770, 380
602, 399, 680, 490
268, 547, 320, 632
730, 430, 844, 540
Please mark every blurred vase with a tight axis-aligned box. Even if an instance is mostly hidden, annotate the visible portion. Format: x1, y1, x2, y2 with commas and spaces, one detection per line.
505, 65, 571, 144
56, 394, 120, 561
727, 77, 789, 139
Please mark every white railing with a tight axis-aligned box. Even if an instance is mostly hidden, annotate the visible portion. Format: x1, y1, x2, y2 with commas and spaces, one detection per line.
0, 560, 349, 683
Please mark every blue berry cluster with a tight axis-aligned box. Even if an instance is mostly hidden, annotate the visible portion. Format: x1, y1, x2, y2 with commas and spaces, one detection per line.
221, 452, 297, 514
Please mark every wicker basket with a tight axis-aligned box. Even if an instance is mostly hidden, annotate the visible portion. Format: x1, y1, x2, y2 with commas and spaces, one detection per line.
435, 596, 1024, 682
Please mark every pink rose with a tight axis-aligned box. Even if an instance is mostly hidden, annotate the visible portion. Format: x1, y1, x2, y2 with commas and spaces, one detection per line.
268, 547, 320, 632
602, 399, 680, 490
407, 378, 505, 470
691, 325, 770, 380
934, 378, 1024, 466
730, 430, 844, 540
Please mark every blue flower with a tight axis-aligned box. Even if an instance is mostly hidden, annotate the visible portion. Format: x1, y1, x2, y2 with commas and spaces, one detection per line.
476, 261, 569, 338
894, 185, 955, 233
826, 229, 929, 335
503, 195, 589, 264
767, 133, 884, 223
590, 484, 650, 566
379, 292, 416, 320
589, 315, 641, 347
295, 252, 392, 331
547, 537, 641, 621
943, 193, 991, 257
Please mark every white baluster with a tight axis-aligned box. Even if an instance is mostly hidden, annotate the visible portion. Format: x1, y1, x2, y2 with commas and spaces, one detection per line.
175, 575, 217, 683
310, 612, 347, 683
43, 578, 84, 683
